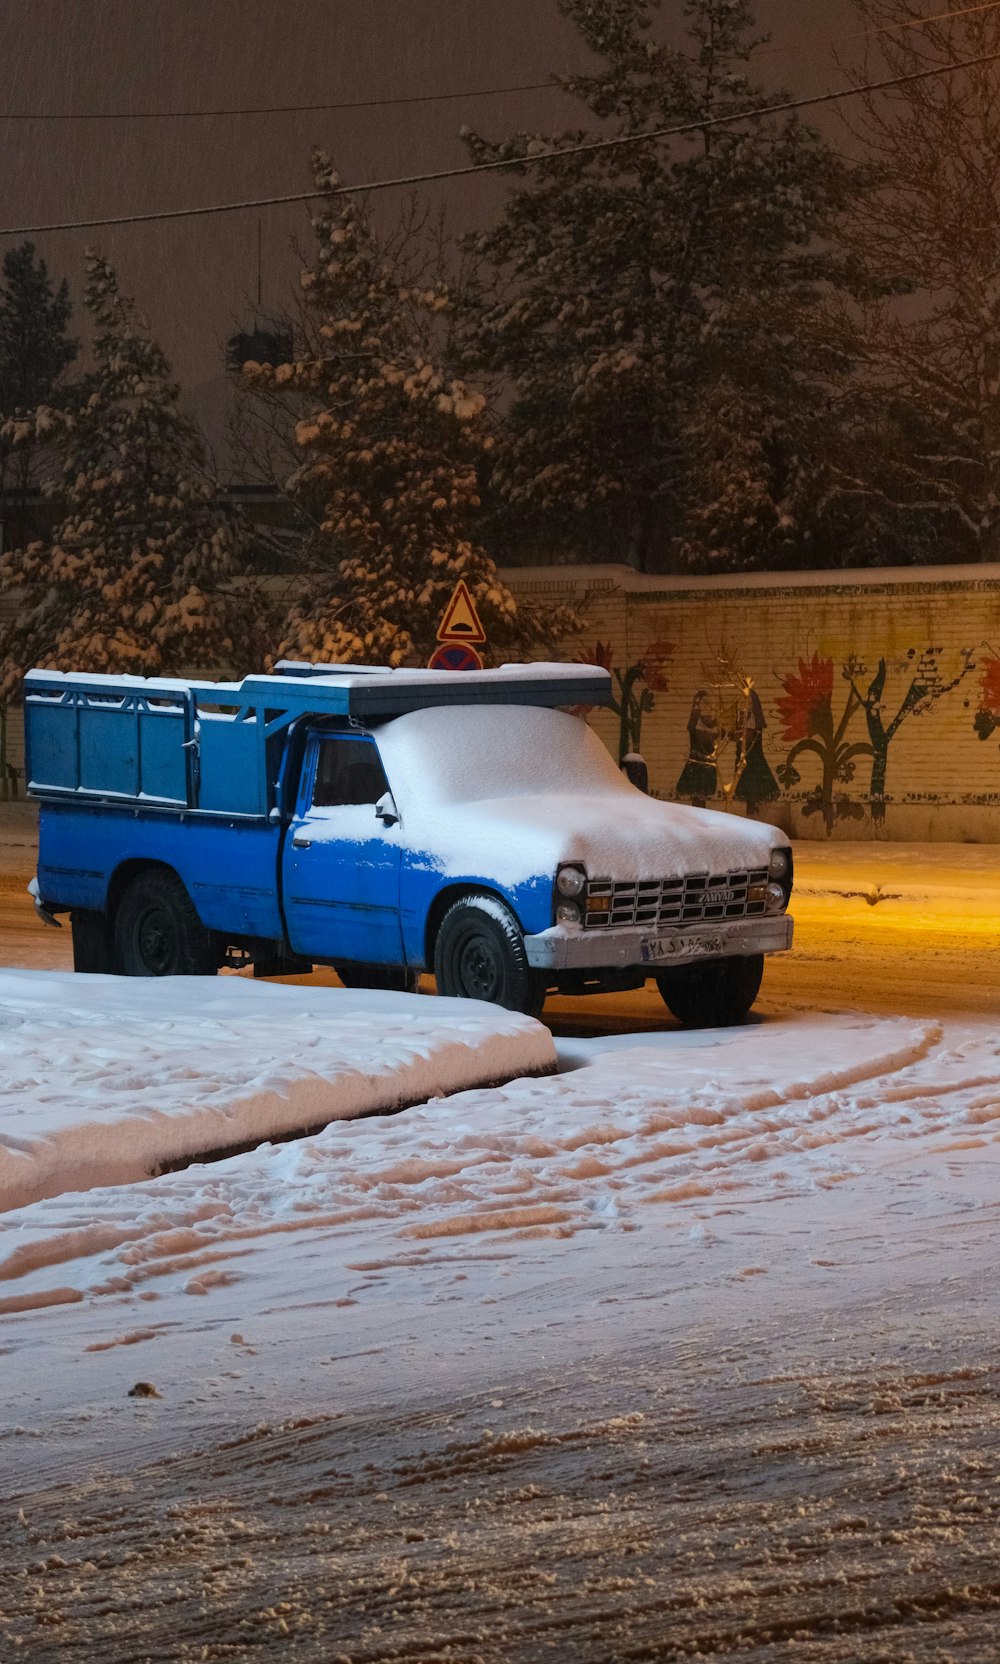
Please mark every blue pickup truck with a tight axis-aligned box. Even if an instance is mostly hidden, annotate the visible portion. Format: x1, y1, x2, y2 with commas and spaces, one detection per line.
25, 660, 793, 1025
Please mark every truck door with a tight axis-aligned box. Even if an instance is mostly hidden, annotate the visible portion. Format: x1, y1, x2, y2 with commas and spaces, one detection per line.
282, 730, 404, 966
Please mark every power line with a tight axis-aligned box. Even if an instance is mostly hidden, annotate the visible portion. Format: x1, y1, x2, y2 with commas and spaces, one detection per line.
0, 1, 996, 123
3, 48, 998, 239
756, 0, 1000, 59
0, 81, 555, 122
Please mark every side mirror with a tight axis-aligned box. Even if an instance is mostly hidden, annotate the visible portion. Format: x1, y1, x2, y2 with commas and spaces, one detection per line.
375, 792, 399, 827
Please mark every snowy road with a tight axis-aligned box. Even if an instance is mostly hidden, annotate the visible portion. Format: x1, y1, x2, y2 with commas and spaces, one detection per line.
5, 807, 1000, 1025
7, 1308, 1000, 1664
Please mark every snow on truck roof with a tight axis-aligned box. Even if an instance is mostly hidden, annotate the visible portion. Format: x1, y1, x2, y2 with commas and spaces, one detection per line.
24, 661, 613, 720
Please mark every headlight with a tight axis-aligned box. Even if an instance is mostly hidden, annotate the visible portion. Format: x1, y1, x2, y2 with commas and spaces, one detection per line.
556, 864, 586, 898
769, 848, 790, 879
556, 900, 582, 925
765, 881, 787, 913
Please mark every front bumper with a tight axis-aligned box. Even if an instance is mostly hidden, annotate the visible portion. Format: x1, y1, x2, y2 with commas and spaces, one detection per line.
524, 912, 793, 971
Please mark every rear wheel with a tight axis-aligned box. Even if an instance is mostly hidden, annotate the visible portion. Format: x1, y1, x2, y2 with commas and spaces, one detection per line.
113, 869, 218, 977
656, 953, 764, 1028
434, 896, 545, 1018
336, 962, 418, 994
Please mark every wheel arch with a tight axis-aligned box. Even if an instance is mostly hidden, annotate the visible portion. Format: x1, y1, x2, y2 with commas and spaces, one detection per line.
107, 857, 191, 919
423, 883, 523, 968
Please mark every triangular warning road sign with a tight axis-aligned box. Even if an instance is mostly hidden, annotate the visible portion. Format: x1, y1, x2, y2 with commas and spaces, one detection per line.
436, 579, 487, 644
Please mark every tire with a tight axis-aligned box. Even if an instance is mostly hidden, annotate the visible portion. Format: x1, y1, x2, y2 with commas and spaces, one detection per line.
113, 869, 218, 978
433, 895, 545, 1018
70, 909, 114, 974
656, 953, 764, 1028
336, 961, 418, 994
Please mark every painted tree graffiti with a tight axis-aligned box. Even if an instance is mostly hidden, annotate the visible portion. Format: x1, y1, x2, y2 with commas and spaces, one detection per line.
775, 652, 870, 835
581, 639, 674, 768
845, 646, 976, 827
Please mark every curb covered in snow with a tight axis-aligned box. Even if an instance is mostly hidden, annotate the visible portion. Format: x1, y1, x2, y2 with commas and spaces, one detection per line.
0, 970, 555, 1214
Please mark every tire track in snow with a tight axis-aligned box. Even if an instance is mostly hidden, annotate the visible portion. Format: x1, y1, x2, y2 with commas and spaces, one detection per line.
0, 1012, 986, 1319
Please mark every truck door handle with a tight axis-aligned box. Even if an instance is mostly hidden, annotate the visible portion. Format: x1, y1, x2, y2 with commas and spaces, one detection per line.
292, 835, 312, 849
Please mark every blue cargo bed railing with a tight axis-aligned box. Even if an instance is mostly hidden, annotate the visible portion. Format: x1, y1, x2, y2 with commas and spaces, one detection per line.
25, 678, 198, 808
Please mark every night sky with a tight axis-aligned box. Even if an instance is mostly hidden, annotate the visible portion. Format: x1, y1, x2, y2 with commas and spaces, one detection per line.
1, 0, 854, 395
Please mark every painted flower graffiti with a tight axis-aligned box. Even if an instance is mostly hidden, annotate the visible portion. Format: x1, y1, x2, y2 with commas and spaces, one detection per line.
637, 641, 673, 695
973, 654, 1000, 741
775, 652, 869, 835
776, 652, 835, 743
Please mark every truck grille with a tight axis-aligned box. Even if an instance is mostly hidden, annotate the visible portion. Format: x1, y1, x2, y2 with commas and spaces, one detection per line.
584, 867, 769, 930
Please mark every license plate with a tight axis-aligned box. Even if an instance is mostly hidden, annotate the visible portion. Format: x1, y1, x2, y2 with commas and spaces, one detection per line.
641, 930, 724, 964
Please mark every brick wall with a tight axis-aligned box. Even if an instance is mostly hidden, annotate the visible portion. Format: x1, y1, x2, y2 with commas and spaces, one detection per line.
508, 562, 1000, 842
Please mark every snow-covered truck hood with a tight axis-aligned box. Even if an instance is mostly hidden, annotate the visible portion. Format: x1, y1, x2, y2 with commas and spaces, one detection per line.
375, 704, 787, 888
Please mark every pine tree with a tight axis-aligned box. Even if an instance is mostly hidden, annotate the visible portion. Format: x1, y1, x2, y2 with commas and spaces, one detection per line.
0, 243, 78, 550
0, 254, 256, 700
458, 0, 855, 572
828, 1, 1000, 561
246, 153, 574, 667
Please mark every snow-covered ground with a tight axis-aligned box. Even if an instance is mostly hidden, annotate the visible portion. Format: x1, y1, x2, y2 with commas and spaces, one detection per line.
4, 994, 997, 1440
0, 970, 553, 1212
4, 813, 1000, 1659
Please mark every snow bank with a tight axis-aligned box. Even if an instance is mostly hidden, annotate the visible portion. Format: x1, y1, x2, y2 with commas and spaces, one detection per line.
0, 971, 554, 1213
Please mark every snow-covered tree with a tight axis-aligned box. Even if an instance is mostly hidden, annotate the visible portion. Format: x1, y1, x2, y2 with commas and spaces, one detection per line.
458, 0, 855, 572
0, 254, 257, 700
246, 153, 575, 667
831, 1, 1000, 560
0, 243, 78, 550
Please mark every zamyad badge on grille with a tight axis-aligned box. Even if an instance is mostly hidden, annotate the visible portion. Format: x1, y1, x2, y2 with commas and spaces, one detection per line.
703, 886, 735, 906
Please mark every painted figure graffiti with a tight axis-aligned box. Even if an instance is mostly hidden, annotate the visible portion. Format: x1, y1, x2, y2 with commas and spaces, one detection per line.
675, 690, 719, 807
732, 682, 779, 816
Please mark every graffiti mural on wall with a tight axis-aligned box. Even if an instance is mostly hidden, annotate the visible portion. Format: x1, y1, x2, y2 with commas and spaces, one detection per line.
844, 647, 976, 826
775, 653, 869, 835
581, 639, 674, 789
720, 657, 780, 818
509, 566, 1000, 836
674, 653, 779, 816
675, 690, 718, 806
572, 612, 978, 825
973, 651, 1000, 744
668, 642, 976, 829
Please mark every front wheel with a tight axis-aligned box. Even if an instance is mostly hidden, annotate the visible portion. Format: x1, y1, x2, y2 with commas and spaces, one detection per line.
113, 869, 218, 977
434, 896, 545, 1018
656, 953, 764, 1028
